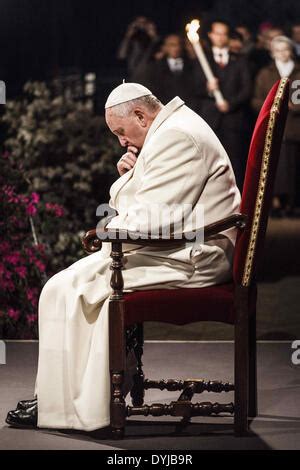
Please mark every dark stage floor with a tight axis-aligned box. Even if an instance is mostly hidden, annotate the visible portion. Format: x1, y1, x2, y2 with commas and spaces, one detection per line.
1, 341, 300, 450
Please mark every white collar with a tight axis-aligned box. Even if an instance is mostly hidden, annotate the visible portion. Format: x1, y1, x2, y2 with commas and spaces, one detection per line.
212, 46, 229, 55
144, 96, 185, 146
275, 59, 295, 77
167, 57, 183, 63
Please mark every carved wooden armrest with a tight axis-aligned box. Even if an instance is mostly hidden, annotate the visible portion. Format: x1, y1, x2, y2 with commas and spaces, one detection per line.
81, 212, 247, 301
81, 213, 247, 254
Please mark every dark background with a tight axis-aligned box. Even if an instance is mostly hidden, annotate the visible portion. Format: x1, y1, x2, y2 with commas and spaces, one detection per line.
1, 0, 300, 102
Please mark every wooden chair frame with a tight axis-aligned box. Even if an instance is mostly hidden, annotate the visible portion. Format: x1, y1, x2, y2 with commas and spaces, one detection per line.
82, 213, 253, 438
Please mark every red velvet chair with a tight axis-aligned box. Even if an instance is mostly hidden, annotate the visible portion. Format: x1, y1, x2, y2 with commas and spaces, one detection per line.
83, 77, 289, 438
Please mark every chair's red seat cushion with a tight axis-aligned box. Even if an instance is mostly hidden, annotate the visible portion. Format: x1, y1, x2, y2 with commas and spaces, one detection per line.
123, 283, 235, 326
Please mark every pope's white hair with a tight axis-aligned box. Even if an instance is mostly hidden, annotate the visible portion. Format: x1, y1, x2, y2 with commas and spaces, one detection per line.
107, 94, 162, 118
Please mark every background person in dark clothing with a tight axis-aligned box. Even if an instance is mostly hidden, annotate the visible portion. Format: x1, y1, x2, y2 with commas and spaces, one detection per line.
229, 31, 244, 55
291, 22, 300, 58
117, 16, 161, 79
252, 35, 300, 216
195, 20, 252, 191
248, 23, 284, 78
134, 34, 200, 111
235, 24, 255, 55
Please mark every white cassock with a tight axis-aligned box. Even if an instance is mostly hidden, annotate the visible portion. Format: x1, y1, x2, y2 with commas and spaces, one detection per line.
35, 97, 241, 431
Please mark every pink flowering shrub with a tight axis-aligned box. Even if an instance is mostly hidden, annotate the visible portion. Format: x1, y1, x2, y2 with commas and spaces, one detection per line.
0, 154, 66, 338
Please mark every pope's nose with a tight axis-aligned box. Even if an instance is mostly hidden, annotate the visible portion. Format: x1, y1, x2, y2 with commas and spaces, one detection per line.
119, 137, 128, 147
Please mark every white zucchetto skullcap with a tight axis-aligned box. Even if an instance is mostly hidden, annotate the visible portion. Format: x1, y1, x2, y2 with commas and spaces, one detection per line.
105, 82, 153, 109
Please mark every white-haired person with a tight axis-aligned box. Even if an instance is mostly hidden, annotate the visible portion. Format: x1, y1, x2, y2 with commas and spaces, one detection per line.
6, 83, 240, 431
252, 35, 300, 217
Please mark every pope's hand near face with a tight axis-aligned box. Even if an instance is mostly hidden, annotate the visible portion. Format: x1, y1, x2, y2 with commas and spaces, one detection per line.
117, 145, 139, 176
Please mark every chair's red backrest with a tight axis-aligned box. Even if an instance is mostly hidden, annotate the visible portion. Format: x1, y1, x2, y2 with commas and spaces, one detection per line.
233, 78, 290, 286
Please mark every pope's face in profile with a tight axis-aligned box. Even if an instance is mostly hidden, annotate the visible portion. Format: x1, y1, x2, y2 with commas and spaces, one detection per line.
105, 105, 158, 151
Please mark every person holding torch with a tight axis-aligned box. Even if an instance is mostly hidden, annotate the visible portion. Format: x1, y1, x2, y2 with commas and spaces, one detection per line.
187, 19, 252, 191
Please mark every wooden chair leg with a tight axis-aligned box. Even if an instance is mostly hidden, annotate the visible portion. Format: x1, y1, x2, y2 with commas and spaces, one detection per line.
234, 287, 249, 436
110, 370, 126, 438
131, 323, 145, 406
248, 310, 257, 417
109, 299, 126, 439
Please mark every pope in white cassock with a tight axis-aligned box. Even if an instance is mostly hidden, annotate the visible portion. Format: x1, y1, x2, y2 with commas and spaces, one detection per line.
6, 83, 241, 431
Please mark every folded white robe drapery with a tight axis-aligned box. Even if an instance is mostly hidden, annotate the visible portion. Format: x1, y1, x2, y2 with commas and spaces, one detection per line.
34, 96, 241, 431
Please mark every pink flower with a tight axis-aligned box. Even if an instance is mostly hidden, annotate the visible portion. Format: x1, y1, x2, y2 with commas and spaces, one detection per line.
19, 195, 29, 204
7, 308, 21, 321
2, 185, 21, 203
4, 271, 12, 280
4, 252, 21, 265
15, 266, 27, 278
8, 195, 20, 203
35, 244, 46, 254
26, 313, 37, 324
0, 279, 14, 290
26, 287, 38, 304
31, 192, 40, 204
26, 203, 37, 216
2, 185, 15, 196
24, 193, 40, 216
25, 246, 34, 257
9, 216, 19, 226
25, 247, 38, 263
0, 241, 10, 252
35, 259, 46, 273
45, 202, 65, 217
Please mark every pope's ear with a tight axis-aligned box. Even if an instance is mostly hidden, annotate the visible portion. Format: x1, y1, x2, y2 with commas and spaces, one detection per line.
134, 109, 147, 126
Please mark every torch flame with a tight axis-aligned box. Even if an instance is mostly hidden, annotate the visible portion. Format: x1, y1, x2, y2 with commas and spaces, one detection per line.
186, 19, 200, 44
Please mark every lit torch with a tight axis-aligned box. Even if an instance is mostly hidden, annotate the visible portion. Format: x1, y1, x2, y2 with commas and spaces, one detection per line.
186, 19, 225, 105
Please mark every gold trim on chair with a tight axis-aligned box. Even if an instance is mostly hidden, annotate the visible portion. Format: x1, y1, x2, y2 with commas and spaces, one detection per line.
242, 78, 289, 287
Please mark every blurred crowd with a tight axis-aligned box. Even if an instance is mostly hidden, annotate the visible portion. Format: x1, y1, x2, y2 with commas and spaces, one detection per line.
117, 16, 300, 217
